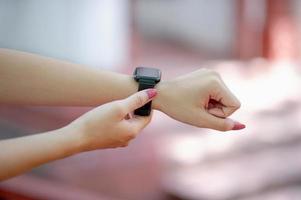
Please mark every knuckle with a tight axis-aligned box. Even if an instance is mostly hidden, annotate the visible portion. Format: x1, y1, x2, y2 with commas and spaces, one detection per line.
208, 75, 220, 87
200, 68, 221, 79
206, 69, 218, 76
135, 95, 145, 107
200, 68, 210, 73
230, 99, 241, 112
208, 70, 221, 80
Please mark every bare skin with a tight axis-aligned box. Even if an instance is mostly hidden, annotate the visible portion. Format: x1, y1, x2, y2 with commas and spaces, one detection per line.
0, 48, 244, 181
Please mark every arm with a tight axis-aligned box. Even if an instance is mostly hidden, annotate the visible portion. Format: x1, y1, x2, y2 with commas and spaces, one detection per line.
0, 48, 139, 106
0, 49, 245, 180
0, 90, 156, 181
0, 48, 244, 131
0, 128, 81, 180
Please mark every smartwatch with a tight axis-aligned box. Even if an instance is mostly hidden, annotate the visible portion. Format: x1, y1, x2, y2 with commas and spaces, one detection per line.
133, 66, 161, 116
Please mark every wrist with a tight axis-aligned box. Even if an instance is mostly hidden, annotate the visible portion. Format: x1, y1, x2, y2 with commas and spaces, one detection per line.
57, 125, 87, 155
128, 72, 164, 112
152, 80, 169, 111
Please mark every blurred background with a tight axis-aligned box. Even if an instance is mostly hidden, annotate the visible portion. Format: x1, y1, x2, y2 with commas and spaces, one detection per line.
1, 0, 301, 199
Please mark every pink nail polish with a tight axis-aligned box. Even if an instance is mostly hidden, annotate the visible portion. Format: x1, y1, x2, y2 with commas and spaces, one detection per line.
232, 121, 246, 130
146, 89, 157, 99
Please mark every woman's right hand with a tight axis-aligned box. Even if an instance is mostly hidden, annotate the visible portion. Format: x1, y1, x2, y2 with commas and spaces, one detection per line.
65, 89, 157, 151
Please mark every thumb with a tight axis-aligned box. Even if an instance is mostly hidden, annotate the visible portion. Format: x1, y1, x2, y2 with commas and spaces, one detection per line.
203, 112, 246, 131
123, 89, 157, 113
122, 89, 157, 134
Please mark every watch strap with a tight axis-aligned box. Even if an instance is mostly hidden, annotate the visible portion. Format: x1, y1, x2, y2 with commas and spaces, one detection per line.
134, 79, 156, 116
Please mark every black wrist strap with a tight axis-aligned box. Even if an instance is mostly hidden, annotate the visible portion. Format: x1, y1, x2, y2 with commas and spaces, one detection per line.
134, 79, 156, 116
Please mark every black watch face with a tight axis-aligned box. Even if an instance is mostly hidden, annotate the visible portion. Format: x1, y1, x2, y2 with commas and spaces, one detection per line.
135, 67, 161, 82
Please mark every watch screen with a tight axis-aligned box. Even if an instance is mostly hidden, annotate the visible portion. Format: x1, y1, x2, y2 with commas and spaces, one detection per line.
137, 67, 160, 78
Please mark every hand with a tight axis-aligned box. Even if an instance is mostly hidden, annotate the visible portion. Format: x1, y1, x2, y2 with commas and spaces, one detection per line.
66, 89, 157, 151
154, 69, 245, 131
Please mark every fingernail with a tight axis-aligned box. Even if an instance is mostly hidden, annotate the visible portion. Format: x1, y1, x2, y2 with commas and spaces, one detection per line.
232, 121, 246, 130
146, 89, 157, 99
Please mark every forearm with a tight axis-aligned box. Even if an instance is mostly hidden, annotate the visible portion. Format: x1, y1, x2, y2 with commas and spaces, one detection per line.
0, 48, 140, 106
0, 128, 82, 181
